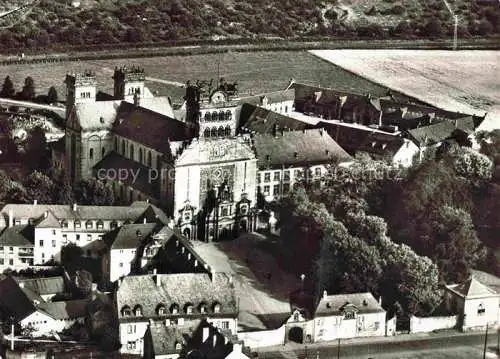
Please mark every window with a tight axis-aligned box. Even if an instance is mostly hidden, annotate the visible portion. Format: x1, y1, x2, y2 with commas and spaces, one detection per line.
344, 311, 355, 320
221, 321, 229, 329
97, 220, 104, 230
86, 221, 93, 229
127, 325, 136, 334
175, 342, 182, 351
204, 112, 211, 122
240, 204, 248, 215
52, 230, 56, 235
62, 234, 67, 243
52, 240, 56, 248
138, 148, 143, 164
221, 206, 229, 217
129, 144, 134, 161
263, 186, 270, 196
274, 171, 280, 181
114, 137, 118, 151
171, 304, 179, 315
76, 234, 80, 241
211, 112, 217, 122
87, 234, 91, 241
61, 220, 68, 228
283, 183, 290, 193
185, 305, 193, 314
74, 220, 81, 228
147, 151, 152, 167
225, 110, 232, 121
8, 246, 13, 253
264, 173, 271, 182
9, 259, 13, 266
477, 304, 485, 316
119, 263, 123, 268
294, 169, 302, 178
121, 140, 126, 155
127, 341, 136, 350
134, 306, 142, 316
102, 147, 106, 158
273, 185, 280, 196
110, 221, 118, 229
374, 321, 380, 330
0, 259, 3, 265
211, 127, 217, 137
204, 128, 210, 137
284, 170, 290, 182
157, 305, 166, 315
315, 167, 321, 176
224, 126, 231, 136
293, 312, 299, 322
89, 148, 93, 160
213, 303, 221, 313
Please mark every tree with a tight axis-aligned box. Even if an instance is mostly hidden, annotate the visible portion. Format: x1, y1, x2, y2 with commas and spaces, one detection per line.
477, 19, 493, 36
451, 147, 493, 182
23, 126, 50, 171
77, 179, 115, 205
75, 270, 93, 298
429, 206, 487, 282
424, 18, 443, 38
23, 171, 55, 203
0, 76, 15, 98
47, 86, 58, 104
52, 171, 74, 204
20, 77, 36, 101
61, 243, 84, 272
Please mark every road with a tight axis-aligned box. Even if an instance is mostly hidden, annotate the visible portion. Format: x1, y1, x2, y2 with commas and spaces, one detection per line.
0, 97, 65, 116
257, 331, 499, 359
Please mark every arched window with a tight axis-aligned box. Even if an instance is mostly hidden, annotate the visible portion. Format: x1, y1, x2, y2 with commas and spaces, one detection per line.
285, 105, 289, 113
110, 220, 118, 229
218, 126, 225, 137
85, 220, 93, 229
133, 305, 143, 316
204, 128, 210, 138
225, 110, 232, 121
89, 148, 94, 160
101, 147, 105, 158
198, 302, 207, 314
138, 148, 143, 164
96, 219, 104, 230
204, 112, 211, 122
211, 112, 218, 122
156, 304, 166, 315
74, 220, 81, 228
175, 342, 182, 351
121, 306, 131, 316
147, 151, 152, 167
218, 111, 225, 121
61, 220, 68, 228
224, 126, 231, 136
121, 140, 125, 155
114, 137, 118, 151
170, 303, 179, 315
129, 144, 134, 161
210, 128, 217, 137
184, 303, 193, 314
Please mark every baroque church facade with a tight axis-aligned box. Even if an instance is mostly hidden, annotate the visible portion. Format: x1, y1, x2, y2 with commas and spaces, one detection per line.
58, 68, 258, 242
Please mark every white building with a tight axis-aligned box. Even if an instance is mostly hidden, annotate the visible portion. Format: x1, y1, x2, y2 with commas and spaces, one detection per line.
116, 272, 238, 357
0, 201, 164, 270
445, 276, 500, 331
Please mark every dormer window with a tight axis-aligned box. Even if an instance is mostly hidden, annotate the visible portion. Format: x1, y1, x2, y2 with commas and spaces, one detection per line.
199, 302, 207, 314
239, 204, 248, 215
293, 312, 299, 322
213, 303, 221, 313
85, 220, 93, 229
344, 311, 355, 320
157, 304, 166, 315
110, 220, 118, 229
121, 306, 131, 317
61, 220, 68, 228
133, 305, 142, 316
74, 220, 81, 228
185, 304, 193, 314
477, 304, 485, 316
97, 220, 104, 230
170, 303, 179, 315
175, 342, 182, 351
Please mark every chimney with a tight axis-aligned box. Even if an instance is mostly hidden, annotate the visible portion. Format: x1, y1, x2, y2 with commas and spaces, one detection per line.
155, 272, 161, 287
44, 211, 48, 218
143, 217, 147, 224
33, 199, 37, 206
233, 343, 242, 353
454, 120, 458, 128
202, 327, 209, 343
323, 290, 327, 300
212, 333, 217, 348
8, 209, 13, 227
18, 281, 24, 288
378, 296, 382, 306
210, 269, 216, 283
72, 203, 77, 212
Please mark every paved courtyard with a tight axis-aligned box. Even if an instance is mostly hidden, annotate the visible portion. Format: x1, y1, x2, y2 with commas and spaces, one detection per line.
190, 232, 300, 331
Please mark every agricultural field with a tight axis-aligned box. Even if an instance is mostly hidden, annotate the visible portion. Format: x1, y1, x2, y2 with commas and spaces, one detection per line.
0, 51, 390, 104
310, 49, 500, 130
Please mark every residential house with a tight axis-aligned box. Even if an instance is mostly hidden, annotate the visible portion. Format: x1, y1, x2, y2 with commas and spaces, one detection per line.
445, 276, 500, 331
251, 128, 352, 201
310, 291, 386, 342
0, 201, 162, 267
239, 88, 295, 116
115, 272, 238, 357
357, 132, 420, 167
0, 276, 89, 337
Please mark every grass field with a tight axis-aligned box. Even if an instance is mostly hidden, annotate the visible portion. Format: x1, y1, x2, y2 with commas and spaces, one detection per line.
0, 51, 389, 104
310, 49, 500, 118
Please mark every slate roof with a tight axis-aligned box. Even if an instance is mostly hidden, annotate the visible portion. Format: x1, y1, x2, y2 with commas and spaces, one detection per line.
315, 292, 385, 317
251, 128, 352, 169
379, 99, 472, 120
126, 97, 175, 119
49, 136, 65, 154
406, 121, 458, 146
104, 223, 158, 250
38, 299, 89, 320
238, 104, 315, 135
74, 100, 122, 130
17, 276, 65, 296
113, 102, 192, 154
0, 203, 149, 228
0, 276, 37, 321
239, 88, 295, 107
0, 224, 34, 247
446, 277, 498, 298
116, 273, 237, 320
317, 122, 370, 155
93, 152, 156, 197
184, 319, 234, 359
148, 320, 198, 356
357, 132, 407, 157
